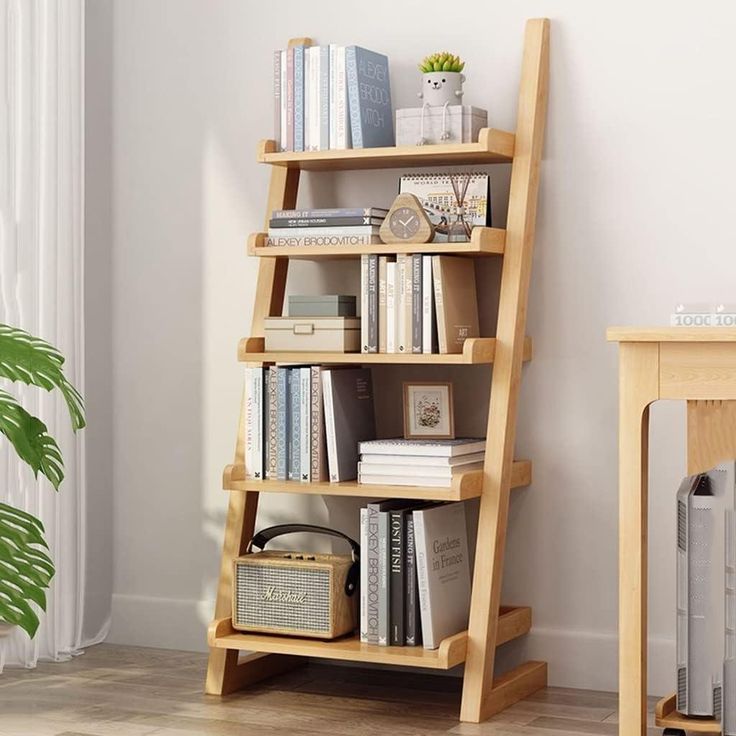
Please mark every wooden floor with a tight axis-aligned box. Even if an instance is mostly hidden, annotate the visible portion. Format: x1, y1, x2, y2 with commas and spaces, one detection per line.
0, 644, 662, 736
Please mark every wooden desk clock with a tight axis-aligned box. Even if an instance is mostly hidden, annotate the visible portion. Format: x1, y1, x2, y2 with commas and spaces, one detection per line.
379, 193, 435, 244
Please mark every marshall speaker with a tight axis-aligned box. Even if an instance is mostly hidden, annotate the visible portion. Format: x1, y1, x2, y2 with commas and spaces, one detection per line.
233, 524, 359, 640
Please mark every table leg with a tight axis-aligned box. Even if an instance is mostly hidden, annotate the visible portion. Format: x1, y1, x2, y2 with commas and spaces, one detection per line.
618, 342, 659, 736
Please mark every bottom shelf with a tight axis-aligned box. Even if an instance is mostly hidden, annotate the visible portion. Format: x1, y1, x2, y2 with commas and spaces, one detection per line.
208, 605, 531, 672
655, 694, 722, 734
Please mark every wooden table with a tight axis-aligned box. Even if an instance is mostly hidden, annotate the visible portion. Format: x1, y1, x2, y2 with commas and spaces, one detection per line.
607, 327, 736, 735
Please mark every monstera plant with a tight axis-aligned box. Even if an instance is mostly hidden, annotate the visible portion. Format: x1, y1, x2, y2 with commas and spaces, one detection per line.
0, 324, 85, 637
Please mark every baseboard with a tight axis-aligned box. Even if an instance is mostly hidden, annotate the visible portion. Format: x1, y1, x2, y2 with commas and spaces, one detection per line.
107, 594, 675, 694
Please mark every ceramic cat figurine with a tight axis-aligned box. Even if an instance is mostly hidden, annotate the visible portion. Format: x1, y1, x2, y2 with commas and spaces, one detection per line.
416, 53, 466, 144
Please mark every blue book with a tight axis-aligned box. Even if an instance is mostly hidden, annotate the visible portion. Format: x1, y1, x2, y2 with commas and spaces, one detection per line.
345, 46, 394, 149
319, 46, 330, 151
276, 367, 290, 480
294, 46, 305, 152
288, 368, 301, 481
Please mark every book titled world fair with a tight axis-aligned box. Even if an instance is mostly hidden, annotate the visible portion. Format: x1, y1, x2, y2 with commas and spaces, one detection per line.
413, 502, 471, 649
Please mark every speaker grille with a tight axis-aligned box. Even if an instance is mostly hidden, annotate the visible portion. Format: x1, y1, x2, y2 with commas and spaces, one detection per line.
678, 500, 687, 551
677, 666, 687, 711
714, 685, 723, 722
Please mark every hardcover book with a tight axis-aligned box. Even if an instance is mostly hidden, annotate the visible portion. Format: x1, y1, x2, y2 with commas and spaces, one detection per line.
432, 256, 480, 354
244, 367, 264, 480
319, 45, 330, 151
413, 502, 471, 649
299, 367, 311, 482
405, 514, 421, 646
273, 51, 282, 152
309, 366, 329, 482
345, 46, 394, 148
321, 368, 376, 482
396, 255, 408, 353
335, 46, 348, 149
279, 50, 287, 151
272, 207, 388, 219
386, 261, 397, 354
268, 226, 380, 238
361, 255, 378, 353
293, 45, 305, 152
361, 451, 485, 468
266, 234, 382, 247
358, 461, 483, 479
288, 368, 300, 481
422, 256, 436, 354
359, 438, 486, 457
276, 367, 290, 480
411, 254, 423, 354
364, 503, 381, 643
286, 47, 295, 151
269, 216, 385, 228
389, 509, 406, 645
267, 366, 279, 478
378, 257, 392, 354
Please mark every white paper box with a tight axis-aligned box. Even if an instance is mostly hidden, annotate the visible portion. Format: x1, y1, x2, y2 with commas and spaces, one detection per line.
264, 317, 360, 352
395, 105, 488, 146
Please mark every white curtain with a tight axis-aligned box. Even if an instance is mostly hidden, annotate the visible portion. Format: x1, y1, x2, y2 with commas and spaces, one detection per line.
0, 0, 106, 668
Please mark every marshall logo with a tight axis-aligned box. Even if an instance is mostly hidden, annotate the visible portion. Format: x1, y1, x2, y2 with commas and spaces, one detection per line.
261, 586, 307, 605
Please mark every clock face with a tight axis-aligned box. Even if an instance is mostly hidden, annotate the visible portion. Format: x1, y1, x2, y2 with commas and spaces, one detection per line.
389, 207, 421, 240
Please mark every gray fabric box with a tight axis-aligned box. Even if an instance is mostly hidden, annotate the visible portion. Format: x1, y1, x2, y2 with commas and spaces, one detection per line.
396, 105, 488, 146
289, 295, 357, 317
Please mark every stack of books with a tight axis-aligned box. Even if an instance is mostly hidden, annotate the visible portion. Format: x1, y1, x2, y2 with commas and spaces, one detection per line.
360, 501, 471, 649
273, 44, 394, 152
267, 207, 387, 248
360, 255, 480, 355
243, 366, 376, 483
358, 439, 486, 488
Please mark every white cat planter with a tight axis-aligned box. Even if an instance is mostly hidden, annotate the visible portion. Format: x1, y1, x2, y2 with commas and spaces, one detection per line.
417, 70, 466, 144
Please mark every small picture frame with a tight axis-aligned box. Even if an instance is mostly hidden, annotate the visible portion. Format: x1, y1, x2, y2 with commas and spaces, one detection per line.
403, 382, 455, 440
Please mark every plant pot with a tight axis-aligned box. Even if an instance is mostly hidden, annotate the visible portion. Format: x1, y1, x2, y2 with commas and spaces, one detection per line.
0, 622, 16, 638
421, 71, 465, 107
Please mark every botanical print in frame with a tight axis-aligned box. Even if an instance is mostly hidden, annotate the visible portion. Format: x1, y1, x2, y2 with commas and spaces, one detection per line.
403, 382, 455, 440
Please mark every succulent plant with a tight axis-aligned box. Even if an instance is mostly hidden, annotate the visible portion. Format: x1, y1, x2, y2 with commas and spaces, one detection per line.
418, 52, 465, 74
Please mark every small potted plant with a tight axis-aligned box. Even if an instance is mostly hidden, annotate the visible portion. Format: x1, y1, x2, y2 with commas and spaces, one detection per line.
0, 324, 84, 639
417, 52, 466, 108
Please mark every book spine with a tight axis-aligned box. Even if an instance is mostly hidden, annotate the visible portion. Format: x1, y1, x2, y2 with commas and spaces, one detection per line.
361, 255, 369, 353
279, 51, 287, 151
299, 367, 311, 482
397, 255, 407, 353
310, 366, 327, 482
267, 366, 278, 478
273, 51, 281, 151
422, 255, 434, 354
405, 514, 420, 645
309, 47, 319, 151
328, 44, 337, 149
245, 368, 264, 480
413, 510, 434, 649
293, 46, 305, 152
378, 257, 388, 353
390, 510, 405, 645
319, 46, 330, 151
367, 255, 378, 353
321, 370, 339, 482
335, 47, 347, 149
268, 225, 380, 237
265, 234, 381, 248
244, 367, 254, 479
432, 255, 448, 354
404, 255, 414, 355
366, 505, 380, 643
303, 47, 311, 152
345, 46, 362, 148
286, 48, 295, 151
359, 508, 368, 643
378, 511, 390, 645
288, 369, 300, 481
412, 254, 423, 354
272, 207, 389, 219
386, 262, 396, 353
276, 368, 289, 480
269, 216, 385, 228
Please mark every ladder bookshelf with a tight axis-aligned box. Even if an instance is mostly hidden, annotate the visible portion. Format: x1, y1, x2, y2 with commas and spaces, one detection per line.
205, 18, 550, 723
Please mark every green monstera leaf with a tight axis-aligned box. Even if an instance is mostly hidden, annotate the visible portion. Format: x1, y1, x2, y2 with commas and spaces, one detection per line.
0, 324, 85, 431
0, 503, 54, 638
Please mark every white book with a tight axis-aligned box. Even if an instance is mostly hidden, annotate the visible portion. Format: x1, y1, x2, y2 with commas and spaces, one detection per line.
268, 226, 380, 238
245, 367, 264, 480
309, 46, 320, 152
304, 48, 311, 152
413, 503, 471, 649
335, 46, 347, 149
359, 474, 456, 488
361, 255, 369, 356
328, 44, 338, 148
359, 438, 486, 457
360, 508, 368, 642
397, 255, 407, 353
361, 451, 485, 468
386, 262, 396, 353
358, 461, 483, 478
422, 255, 435, 354
299, 367, 311, 481
322, 370, 338, 481
279, 51, 287, 152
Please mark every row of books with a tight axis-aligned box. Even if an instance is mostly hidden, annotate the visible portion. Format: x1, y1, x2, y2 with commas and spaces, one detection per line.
273, 44, 393, 152
360, 254, 480, 354
243, 366, 375, 483
359, 500, 470, 649
358, 437, 486, 488
266, 207, 387, 248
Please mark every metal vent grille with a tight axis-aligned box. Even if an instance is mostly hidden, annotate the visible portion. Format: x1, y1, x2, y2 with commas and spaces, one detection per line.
678, 500, 687, 551
677, 666, 687, 711
714, 685, 723, 722
234, 563, 330, 633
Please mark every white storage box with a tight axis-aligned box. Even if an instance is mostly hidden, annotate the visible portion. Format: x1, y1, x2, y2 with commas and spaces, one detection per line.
396, 105, 488, 146
264, 317, 360, 353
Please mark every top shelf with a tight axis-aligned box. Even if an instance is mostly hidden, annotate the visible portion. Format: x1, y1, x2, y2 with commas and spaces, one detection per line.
257, 128, 515, 172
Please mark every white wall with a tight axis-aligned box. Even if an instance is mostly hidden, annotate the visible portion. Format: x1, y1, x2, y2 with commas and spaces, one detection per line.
90, 0, 736, 693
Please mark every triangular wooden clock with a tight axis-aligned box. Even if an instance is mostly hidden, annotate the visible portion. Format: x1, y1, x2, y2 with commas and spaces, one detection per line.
379, 193, 435, 244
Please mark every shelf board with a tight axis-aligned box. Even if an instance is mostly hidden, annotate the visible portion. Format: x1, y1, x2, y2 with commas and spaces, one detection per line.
248, 227, 505, 259
608, 326, 736, 342
256, 128, 514, 171
208, 606, 530, 671
238, 336, 533, 365
654, 694, 721, 733
223, 460, 531, 500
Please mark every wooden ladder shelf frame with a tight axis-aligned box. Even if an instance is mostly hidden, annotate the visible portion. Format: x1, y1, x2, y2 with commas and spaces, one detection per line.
205, 19, 550, 724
